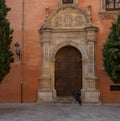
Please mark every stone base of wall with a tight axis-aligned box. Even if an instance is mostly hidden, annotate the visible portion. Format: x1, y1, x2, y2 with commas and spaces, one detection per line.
81, 89, 100, 104
37, 89, 101, 104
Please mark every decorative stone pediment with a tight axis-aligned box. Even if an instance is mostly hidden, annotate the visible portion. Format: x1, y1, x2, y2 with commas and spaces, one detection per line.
41, 6, 92, 29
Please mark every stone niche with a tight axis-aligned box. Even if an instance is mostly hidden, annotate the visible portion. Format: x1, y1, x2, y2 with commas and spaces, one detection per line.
38, 6, 100, 104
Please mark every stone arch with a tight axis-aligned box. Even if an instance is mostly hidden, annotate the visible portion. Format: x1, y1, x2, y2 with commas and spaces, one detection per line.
49, 42, 88, 98
51, 42, 88, 91
51, 41, 88, 62
38, 6, 100, 104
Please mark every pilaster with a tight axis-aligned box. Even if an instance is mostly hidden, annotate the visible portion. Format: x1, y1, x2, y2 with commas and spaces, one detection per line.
82, 26, 100, 104
38, 28, 54, 103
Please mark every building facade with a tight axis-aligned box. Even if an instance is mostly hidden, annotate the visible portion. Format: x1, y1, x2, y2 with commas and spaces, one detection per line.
0, 0, 120, 103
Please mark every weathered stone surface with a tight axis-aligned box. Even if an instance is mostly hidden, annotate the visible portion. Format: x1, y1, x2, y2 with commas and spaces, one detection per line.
38, 6, 100, 104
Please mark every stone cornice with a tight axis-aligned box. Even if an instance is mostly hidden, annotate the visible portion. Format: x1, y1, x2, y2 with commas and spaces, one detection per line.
99, 10, 120, 20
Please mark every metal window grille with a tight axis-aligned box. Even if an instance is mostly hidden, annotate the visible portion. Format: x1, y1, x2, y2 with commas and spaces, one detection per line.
106, 0, 120, 10
62, 0, 73, 4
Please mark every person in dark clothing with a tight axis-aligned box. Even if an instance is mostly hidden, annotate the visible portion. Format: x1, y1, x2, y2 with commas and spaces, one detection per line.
73, 90, 81, 105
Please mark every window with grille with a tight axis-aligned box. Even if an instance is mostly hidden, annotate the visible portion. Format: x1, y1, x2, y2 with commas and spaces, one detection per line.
110, 85, 120, 91
62, 0, 73, 4
106, 0, 120, 10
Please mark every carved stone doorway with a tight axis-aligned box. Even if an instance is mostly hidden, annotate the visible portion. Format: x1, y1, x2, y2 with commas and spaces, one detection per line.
38, 6, 100, 104
55, 46, 82, 96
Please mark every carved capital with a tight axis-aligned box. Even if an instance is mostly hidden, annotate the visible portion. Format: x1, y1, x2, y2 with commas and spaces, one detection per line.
85, 26, 98, 32
40, 28, 52, 44
85, 26, 98, 42
39, 27, 52, 33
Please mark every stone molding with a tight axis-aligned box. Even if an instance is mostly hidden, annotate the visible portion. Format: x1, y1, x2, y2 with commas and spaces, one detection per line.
99, 10, 120, 20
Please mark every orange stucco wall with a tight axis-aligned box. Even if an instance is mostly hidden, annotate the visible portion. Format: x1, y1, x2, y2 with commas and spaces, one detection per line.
0, 0, 120, 103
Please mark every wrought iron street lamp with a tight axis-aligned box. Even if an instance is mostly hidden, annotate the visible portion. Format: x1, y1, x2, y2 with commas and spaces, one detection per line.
14, 42, 21, 59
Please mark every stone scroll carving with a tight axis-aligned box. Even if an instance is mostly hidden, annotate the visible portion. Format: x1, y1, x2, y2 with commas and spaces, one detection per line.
41, 7, 92, 29
53, 12, 85, 27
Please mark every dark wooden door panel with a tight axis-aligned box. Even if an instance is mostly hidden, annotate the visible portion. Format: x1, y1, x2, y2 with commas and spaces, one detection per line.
55, 46, 82, 96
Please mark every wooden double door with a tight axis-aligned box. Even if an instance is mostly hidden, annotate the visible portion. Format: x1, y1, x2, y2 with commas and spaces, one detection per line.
55, 46, 82, 96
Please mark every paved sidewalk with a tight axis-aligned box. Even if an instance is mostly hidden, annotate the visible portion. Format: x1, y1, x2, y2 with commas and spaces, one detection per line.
0, 103, 120, 121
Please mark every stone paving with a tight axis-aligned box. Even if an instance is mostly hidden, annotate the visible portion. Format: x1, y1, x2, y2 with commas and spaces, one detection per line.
0, 103, 120, 121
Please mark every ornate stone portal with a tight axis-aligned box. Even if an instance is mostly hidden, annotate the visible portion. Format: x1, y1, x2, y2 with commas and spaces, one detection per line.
38, 6, 100, 104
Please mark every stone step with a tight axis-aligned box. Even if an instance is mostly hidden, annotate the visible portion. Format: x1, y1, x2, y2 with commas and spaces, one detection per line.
52, 96, 79, 104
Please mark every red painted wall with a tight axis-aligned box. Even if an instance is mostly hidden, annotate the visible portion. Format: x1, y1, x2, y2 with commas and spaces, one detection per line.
0, 0, 120, 103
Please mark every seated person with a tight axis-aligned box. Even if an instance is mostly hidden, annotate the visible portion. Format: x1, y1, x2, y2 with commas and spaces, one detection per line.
73, 89, 81, 105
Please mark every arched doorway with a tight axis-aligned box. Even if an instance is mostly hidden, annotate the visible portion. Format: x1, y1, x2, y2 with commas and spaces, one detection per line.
38, 6, 100, 104
55, 46, 82, 96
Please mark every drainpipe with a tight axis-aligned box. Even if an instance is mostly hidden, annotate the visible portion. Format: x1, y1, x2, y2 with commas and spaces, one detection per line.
14, 0, 24, 103
20, 0, 24, 103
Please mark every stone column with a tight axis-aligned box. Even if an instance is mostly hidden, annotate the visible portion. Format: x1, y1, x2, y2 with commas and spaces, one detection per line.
82, 26, 100, 104
38, 28, 53, 103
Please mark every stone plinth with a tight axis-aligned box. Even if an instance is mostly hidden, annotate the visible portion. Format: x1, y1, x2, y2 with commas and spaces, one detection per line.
38, 89, 53, 103
81, 89, 100, 103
